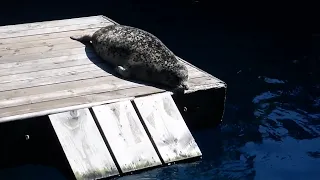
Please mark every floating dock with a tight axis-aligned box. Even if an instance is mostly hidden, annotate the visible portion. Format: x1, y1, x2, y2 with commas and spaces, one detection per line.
0, 15, 227, 179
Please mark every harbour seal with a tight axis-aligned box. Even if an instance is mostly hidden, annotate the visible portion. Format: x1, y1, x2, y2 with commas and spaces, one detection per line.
70, 24, 189, 91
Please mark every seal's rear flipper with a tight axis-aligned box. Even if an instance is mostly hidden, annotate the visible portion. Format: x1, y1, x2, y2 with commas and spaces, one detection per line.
70, 34, 93, 43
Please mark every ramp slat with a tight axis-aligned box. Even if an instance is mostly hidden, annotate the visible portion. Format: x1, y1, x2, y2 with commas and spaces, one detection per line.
91, 101, 162, 173
49, 108, 119, 180
133, 92, 202, 163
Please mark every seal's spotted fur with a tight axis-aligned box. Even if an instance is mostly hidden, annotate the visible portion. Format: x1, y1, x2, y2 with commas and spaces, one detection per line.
70, 25, 189, 91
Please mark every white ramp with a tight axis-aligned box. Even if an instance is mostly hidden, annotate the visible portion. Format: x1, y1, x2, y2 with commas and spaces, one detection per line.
91, 101, 162, 173
49, 108, 119, 180
133, 92, 202, 164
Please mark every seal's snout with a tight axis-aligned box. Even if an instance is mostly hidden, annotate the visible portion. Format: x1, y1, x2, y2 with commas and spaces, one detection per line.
173, 82, 189, 93
182, 82, 189, 90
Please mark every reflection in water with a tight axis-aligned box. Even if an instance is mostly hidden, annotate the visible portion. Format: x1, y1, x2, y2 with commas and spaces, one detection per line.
249, 82, 320, 179
259, 77, 286, 84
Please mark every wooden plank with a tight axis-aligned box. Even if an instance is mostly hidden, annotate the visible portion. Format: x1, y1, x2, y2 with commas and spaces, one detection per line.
0, 27, 101, 45
0, 57, 100, 77
0, 61, 201, 92
177, 57, 223, 82
49, 108, 119, 180
177, 56, 226, 90
100, 15, 120, 26
0, 16, 106, 33
0, 41, 87, 56
0, 67, 109, 92
0, 47, 94, 64
0, 53, 97, 76
92, 101, 162, 173
0, 35, 90, 51
0, 76, 119, 100
0, 76, 216, 122
0, 76, 141, 109
0, 65, 205, 108
133, 92, 202, 163
0, 21, 113, 39
0, 63, 107, 85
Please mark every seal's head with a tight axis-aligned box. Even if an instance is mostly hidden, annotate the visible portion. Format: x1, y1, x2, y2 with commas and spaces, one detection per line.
162, 62, 189, 91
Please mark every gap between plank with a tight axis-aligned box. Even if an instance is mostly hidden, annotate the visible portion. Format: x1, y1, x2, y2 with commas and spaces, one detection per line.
89, 107, 123, 175
130, 100, 166, 165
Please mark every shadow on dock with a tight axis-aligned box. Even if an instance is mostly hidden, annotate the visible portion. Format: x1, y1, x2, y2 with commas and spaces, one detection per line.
82, 43, 179, 92
82, 44, 227, 131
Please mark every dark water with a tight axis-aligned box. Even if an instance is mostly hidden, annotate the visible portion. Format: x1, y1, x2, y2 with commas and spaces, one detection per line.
0, 1, 319, 179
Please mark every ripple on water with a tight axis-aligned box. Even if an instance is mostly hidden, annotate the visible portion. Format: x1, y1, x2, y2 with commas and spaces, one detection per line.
246, 83, 320, 180
252, 91, 280, 104
259, 76, 287, 84
127, 82, 320, 180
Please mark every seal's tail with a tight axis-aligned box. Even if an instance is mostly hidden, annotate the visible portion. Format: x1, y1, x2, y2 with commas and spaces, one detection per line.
70, 34, 93, 43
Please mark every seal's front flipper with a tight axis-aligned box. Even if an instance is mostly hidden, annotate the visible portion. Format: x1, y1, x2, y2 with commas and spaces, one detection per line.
115, 66, 131, 78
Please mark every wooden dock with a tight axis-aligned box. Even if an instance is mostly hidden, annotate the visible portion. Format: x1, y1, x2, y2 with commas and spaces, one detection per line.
0, 15, 227, 179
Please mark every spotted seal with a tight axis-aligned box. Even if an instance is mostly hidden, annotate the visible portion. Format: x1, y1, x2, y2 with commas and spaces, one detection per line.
70, 24, 189, 91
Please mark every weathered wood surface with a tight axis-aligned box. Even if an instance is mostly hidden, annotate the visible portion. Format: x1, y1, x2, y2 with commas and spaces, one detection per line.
0, 15, 226, 122
0, 17, 112, 39
0, 47, 94, 64
133, 92, 202, 163
0, 28, 100, 46
0, 54, 98, 76
0, 65, 203, 108
0, 16, 106, 33
91, 101, 162, 173
49, 108, 119, 180
0, 76, 217, 121
0, 60, 202, 92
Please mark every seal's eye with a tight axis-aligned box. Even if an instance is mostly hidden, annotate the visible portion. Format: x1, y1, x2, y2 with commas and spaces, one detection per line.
163, 71, 179, 87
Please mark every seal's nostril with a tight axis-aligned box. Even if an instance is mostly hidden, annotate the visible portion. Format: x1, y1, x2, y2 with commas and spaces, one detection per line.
182, 83, 189, 90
